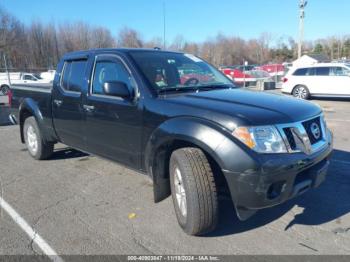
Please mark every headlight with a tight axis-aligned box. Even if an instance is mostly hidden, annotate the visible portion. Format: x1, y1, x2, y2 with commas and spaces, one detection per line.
232, 126, 287, 153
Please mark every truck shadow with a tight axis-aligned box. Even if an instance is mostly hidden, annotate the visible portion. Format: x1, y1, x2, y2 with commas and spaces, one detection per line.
312, 97, 350, 102
0, 105, 11, 126
207, 149, 350, 237
49, 148, 89, 160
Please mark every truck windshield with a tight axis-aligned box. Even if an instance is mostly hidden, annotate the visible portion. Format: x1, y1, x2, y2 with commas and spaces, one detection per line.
129, 51, 234, 93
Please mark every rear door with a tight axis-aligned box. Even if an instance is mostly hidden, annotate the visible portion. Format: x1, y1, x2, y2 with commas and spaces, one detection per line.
83, 54, 143, 168
290, 67, 312, 92
52, 59, 88, 149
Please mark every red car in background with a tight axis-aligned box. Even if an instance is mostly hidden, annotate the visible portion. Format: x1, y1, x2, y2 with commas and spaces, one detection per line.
180, 72, 214, 86
219, 67, 254, 85
256, 64, 285, 77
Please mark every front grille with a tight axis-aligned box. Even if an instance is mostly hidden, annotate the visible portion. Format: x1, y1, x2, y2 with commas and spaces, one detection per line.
277, 114, 327, 154
283, 127, 296, 150
302, 117, 323, 145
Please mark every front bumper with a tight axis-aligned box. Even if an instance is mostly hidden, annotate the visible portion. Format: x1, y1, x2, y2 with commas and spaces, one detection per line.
223, 129, 333, 220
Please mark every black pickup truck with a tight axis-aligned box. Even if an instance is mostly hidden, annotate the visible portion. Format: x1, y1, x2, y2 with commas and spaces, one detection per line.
10, 48, 333, 235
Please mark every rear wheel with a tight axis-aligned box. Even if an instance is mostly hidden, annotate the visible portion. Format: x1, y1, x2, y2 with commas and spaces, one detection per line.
170, 147, 218, 235
292, 85, 310, 99
24, 116, 54, 160
0, 85, 10, 95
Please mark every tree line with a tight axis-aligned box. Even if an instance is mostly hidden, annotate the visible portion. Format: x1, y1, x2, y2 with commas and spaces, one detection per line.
1, 6, 350, 71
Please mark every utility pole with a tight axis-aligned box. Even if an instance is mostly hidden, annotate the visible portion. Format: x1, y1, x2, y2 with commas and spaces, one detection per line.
298, 0, 307, 58
3, 54, 11, 87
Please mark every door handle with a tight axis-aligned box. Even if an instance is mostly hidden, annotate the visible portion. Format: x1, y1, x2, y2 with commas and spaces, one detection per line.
53, 99, 63, 107
83, 105, 95, 112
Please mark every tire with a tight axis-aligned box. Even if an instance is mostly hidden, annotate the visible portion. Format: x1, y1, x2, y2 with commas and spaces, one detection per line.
0, 85, 10, 95
170, 147, 218, 235
292, 85, 310, 99
23, 116, 54, 160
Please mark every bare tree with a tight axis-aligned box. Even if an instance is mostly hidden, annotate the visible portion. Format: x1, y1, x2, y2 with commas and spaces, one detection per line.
91, 27, 116, 48
144, 37, 163, 49
4, 5, 350, 72
169, 35, 185, 51
0, 7, 27, 69
117, 27, 143, 48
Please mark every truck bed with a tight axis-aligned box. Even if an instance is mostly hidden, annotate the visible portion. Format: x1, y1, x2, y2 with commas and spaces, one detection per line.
10, 83, 53, 124
11, 83, 52, 92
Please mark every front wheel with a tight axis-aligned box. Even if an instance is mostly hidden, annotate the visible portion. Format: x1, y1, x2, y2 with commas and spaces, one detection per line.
170, 147, 218, 236
292, 85, 310, 99
24, 116, 54, 160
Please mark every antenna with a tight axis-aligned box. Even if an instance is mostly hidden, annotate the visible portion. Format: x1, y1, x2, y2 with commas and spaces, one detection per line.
163, 0, 166, 49
298, 0, 307, 58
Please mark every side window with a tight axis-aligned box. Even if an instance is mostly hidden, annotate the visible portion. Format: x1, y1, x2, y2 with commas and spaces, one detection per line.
24, 75, 36, 81
293, 68, 308, 76
331, 67, 349, 76
61, 60, 87, 92
305, 68, 315, 76
315, 67, 330, 76
92, 57, 134, 96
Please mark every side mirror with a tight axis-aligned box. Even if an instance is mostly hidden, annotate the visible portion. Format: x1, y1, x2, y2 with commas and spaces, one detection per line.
103, 81, 130, 99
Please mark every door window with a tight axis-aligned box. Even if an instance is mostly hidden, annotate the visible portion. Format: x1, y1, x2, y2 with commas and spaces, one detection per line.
61, 60, 87, 92
315, 67, 330, 76
24, 75, 36, 81
91, 57, 134, 95
293, 68, 308, 76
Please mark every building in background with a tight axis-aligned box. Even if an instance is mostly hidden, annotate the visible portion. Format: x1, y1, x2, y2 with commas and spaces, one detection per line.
293, 54, 330, 68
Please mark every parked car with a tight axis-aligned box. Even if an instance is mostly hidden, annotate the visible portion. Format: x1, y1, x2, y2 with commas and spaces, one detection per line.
283, 62, 294, 71
256, 64, 285, 77
0, 72, 50, 95
246, 70, 272, 81
10, 49, 333, 236
40, 70, 56, 82
219, 67, 255, 85
282, 63, 350, 99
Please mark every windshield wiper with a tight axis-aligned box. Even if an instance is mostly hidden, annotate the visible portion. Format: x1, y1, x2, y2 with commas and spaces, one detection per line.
157, 87, 200, 94
195, 84, 234, 90
157, 84, 234, 95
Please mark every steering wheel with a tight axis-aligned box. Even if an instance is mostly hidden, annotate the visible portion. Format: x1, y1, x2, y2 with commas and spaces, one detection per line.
184, 78, 199, 86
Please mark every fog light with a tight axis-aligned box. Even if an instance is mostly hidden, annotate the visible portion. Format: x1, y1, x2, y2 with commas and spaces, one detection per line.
267, 181, 287, 200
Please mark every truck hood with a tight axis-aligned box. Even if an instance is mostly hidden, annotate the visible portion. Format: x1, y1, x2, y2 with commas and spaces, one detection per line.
165, 89, 322, 127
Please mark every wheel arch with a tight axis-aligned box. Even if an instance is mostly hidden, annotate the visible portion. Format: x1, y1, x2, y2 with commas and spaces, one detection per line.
19, 98, 46, 143
145, 117, 237, 203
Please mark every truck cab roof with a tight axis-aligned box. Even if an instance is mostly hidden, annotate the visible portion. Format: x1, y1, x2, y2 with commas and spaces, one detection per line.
62, 48, 183, 60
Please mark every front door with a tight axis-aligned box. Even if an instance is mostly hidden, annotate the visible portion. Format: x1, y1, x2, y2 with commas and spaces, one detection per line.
312, 67, 332, 95
329, 66, 350, 95
83, 54, 143, 168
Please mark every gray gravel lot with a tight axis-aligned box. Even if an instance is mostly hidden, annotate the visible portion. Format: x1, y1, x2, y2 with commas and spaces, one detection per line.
0, 95, 350, 256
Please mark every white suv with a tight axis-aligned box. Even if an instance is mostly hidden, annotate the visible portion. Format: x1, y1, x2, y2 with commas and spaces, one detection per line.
282, 63, 350, 99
